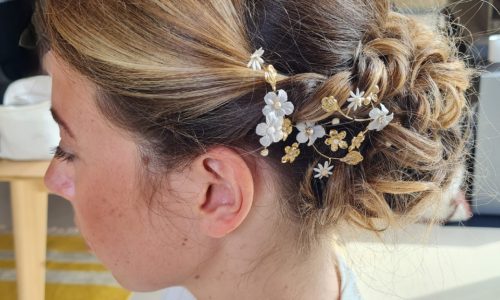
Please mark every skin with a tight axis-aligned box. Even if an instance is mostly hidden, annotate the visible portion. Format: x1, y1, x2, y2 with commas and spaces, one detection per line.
43, 52, 341, 299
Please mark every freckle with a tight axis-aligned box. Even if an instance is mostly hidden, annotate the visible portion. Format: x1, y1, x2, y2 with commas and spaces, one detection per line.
194, 275, 200, 280
181, 242, 186, 246
183, 238, 188, 242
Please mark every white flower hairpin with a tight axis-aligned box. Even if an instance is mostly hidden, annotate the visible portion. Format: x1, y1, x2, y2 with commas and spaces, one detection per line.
249, 48, 395, 179
367, 103, 394, 131
314, 161, 334, 179
247, 47, 265, 71
347, 88, 365, 111
252, 48, 295, 157
296, 122, 326, 146
263, 89, 294, 119
256, 118, 284, 148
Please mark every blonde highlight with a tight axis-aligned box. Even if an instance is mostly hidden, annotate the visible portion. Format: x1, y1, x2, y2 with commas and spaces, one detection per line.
36, 0, 475, 248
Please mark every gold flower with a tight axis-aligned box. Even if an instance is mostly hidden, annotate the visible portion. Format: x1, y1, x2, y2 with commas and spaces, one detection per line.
282, 143, 301, 163
348, 131, 365, 152
325, 130, 348, 152
264, 65, 278, 91
282, 118, 293, 141
321, 96, 340, 113
340, 151, 364, 165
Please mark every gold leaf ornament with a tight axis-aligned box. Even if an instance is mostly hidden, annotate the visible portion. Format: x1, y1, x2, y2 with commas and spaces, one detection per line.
282, 118, 293, 141
340, 151, 364, 165
321, 96, 340, 113
282, 143, 301, 163
348, 131, 365, 152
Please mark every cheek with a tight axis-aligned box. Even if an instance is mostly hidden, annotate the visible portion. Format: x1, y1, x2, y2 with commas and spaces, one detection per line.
71, 168, 154, 285
69, 136, 150, 256
74, 164, 141, 241
73, 175, 193, 290
69, 152, 207, 290
70, 154, 137, 251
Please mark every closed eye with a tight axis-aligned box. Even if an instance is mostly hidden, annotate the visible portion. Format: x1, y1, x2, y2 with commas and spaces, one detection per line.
51, 146, 76, 162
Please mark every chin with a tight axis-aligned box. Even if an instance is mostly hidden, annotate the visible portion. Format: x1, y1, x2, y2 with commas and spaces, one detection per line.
111, 271, 169, 292
112, 273, 147, 292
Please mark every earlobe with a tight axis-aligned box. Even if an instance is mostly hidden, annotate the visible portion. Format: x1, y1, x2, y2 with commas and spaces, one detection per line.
196, 148, 254, 238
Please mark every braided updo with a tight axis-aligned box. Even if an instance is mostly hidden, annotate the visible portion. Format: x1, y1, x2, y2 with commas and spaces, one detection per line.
36, 0, 473, 246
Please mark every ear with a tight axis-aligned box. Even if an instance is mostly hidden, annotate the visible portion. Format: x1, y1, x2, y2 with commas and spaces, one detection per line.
194, 147, 254, 238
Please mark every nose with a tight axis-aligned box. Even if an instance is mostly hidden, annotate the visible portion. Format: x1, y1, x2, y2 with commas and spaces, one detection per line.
44, 159, 75, 201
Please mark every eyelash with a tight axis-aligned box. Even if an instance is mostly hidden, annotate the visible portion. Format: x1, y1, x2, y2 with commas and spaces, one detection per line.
51, 146, 76, 162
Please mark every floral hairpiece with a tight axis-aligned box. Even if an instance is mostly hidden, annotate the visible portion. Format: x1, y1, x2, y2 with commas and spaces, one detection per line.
249, 48, 394, 180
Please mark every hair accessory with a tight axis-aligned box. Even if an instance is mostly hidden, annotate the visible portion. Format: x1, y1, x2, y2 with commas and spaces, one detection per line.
313, 161, 334, 179
296, 122, 326, 146
247, 47, 265, 71
249, 48, 394, 179
253, 49, 295, 156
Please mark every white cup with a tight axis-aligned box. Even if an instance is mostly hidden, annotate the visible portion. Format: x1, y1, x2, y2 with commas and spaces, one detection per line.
488, 34, 500, 63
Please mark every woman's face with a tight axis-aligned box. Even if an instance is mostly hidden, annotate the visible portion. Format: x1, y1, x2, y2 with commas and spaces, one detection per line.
43, 53, 210, 291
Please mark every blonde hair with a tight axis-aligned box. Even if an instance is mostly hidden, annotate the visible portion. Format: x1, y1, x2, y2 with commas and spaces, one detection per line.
36, 0, 474, 247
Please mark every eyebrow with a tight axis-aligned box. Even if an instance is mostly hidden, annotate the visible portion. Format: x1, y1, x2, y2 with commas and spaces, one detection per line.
50, 108, 76, 139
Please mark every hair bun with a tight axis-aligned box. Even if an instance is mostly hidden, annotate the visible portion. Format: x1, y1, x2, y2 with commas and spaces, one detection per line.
262, 2, 474, 243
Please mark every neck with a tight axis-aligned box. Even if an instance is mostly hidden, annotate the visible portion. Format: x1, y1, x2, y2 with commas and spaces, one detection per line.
183, 164, 341, 300
184, 231, 341, 300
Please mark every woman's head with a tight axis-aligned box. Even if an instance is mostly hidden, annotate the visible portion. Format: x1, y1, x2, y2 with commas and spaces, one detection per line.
38, 0, 473, 292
